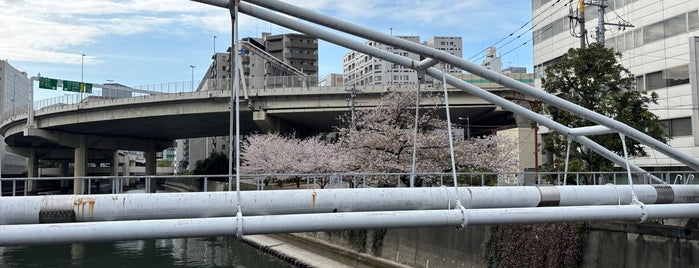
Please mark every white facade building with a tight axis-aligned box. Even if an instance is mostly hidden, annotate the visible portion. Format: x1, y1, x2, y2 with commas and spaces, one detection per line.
0, 60, 30, 175
343, 36, 463, 86
532, 0, 699, 170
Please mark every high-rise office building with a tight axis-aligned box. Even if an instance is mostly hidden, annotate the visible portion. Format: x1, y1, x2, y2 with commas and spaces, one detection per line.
533, 0, 699, 169
181, 32, 318, 172
343, 36, 463, 86
0, 60, 30, 175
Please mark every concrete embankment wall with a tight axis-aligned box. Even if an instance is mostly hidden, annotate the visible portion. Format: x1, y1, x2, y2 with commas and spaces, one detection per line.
301, 222, 699, 268
582, 222, 699, 267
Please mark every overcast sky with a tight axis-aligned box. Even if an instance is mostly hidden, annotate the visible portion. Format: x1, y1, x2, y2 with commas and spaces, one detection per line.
1, 0, 533, 100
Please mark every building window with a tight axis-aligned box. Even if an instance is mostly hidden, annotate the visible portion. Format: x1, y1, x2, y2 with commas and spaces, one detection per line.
690, 10, 699, 31
635, 75, 644, 91
663, 117, 693, 137
645, 71, 664, 90
643, 65, 690, 90
665, 65, 690, 87
624, 31, 634, 50
643, 21, 664, 44
664, 14, 687, 38
633, 29, 643, 48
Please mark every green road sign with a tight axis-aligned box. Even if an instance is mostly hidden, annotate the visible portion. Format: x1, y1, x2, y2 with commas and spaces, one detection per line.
39, 77, 58, 90
62, 80, 92, 93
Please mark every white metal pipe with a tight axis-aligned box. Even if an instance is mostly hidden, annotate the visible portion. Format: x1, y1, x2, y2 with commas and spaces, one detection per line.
239, 0, 699, 172
567, 125, 615, 136
193, 0, 663, 182
218, 0, 662, 183
1, 185, 698, 225
3, 203, 699, 246
0, 210, 463, 246
466, 205, 644, 225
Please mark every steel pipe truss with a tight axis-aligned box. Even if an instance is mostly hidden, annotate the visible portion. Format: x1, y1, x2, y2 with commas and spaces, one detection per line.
187, 0, 684, 183
1, 184, 699, 246
4, 1, 699, 246
2, 203, 699, 246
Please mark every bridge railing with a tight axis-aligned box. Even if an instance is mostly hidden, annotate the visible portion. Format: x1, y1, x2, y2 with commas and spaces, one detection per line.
1, 74, 518, 124
1, 170, 697, 197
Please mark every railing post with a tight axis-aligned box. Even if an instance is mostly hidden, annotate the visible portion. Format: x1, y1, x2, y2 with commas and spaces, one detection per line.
12, 180, 16, 196
23, 180, 27, 196
576, 174, 580, 185
557, 174, 561, 186
204, 177, 208, 192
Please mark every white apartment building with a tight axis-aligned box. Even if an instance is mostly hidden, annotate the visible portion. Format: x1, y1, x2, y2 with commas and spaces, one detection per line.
343, 36, 463, 86
0, 60, 30, 175
532, 0, 699, 170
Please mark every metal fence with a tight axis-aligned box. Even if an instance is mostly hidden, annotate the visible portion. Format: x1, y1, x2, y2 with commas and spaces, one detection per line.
1, 171, 696, 197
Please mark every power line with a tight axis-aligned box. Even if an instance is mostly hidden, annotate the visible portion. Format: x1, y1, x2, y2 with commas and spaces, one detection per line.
467, 0, 563, 62
500, 1, 572, 59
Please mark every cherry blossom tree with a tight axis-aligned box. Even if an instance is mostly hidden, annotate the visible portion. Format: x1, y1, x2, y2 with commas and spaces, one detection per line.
337, 89, 520, 186
241, 133, 351, 188
241, 89, 520, 187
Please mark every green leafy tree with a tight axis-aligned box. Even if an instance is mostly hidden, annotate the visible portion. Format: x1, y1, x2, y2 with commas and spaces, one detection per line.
193, 152, 230, 178
540, 43, 667, 173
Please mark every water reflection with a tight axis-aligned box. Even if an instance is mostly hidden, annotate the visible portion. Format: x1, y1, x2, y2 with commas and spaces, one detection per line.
0, 237, 293, 268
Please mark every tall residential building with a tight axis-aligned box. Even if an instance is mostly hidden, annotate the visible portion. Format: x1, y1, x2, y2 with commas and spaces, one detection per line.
343, 36, 462, 86
264, 33, 319, 76
0, 60, 30, 175
424, 36, 463, 75
532, 0, 699, 170
181, 32, 318, 172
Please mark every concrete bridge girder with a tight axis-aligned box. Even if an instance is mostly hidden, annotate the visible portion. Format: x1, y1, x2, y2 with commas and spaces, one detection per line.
22, 128, 173, 152
6, 146, 116, 161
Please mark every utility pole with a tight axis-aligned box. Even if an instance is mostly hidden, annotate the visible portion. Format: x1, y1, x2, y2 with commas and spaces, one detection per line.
584, 0, 634, 46
346, 86, 360, 131
596, 0, 606, 44
569, 0, 587, 48
578, 0, 586, 48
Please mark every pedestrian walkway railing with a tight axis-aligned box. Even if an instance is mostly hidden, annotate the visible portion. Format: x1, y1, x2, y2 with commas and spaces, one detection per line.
1, 170, 697, 197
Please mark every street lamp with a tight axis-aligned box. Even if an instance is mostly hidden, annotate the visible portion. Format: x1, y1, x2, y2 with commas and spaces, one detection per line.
81, 54, 85, 81
189, 65, 196, 91
12, 74, 16, 116
81, 53, 86, 97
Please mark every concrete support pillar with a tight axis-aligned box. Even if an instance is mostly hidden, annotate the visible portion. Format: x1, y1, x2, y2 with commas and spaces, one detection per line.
112, 151, 119, 193
26, 148, 38, 194
60, 162, 70, 189
145, 142, 157, 193
73, 135, 87, 194
253, 110, 287, 133
111, 151, 119, 176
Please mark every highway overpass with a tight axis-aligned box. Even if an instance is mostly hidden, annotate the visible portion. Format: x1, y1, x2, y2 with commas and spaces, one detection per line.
0, 79, 525, 191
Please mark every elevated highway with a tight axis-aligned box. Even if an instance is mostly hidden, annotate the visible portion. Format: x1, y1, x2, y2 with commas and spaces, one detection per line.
0, 81, 519, 186
2, 83, 517, 159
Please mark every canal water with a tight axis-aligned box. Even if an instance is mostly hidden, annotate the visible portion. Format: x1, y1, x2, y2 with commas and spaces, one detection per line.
0, 237, 293, 268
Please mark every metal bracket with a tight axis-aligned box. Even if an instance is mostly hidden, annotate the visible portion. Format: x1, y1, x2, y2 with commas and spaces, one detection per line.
455, 201, 468, 230
235, 206, 243, 239
634, 200, 647, 223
